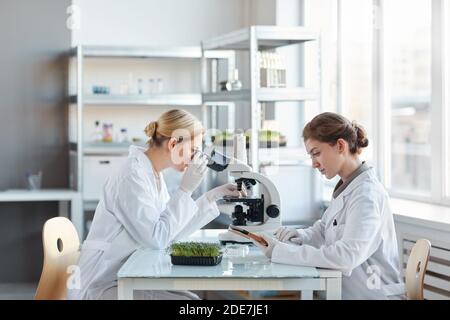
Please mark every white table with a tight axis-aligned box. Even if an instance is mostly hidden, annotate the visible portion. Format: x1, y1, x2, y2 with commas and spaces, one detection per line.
117, 230, 342, 300
0, 189, 83, 239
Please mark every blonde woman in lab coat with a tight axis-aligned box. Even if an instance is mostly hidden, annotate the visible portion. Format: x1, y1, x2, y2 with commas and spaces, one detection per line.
68, 109, 241, 300
253, 112, 404, 300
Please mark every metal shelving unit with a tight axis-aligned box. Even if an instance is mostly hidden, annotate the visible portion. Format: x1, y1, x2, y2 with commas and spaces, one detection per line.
71, 45, 202, 59
201, 25, 320, 172
201, 26, 318, 51
69, 45, 205, 238
70, 93, 202, 106
202, 87, 318, 103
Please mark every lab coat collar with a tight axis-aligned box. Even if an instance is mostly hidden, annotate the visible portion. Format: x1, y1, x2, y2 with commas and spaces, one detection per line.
339, 166, 375, 198
323, 167, 376, 224
128, 145, 154, 174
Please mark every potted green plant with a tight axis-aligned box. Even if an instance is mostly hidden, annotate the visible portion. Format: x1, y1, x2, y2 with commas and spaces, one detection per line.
167, 242, 223, 266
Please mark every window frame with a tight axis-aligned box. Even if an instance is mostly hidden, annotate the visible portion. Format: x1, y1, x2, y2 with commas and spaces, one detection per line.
374, 0, 450, 206
316, 0, 449, 206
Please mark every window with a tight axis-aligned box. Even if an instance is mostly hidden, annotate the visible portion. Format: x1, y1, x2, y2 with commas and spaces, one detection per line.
340, 0, 374, 164
446, 0, 450, 199
385, 0, 432, 194
305, 0, 339, 201
304, 0, 338, 115
307, 0, 449, 206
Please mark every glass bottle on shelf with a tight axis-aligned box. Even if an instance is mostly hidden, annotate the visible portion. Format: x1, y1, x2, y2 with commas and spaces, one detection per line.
137, 78, 143, 95
156, 78, 164, 93
278, 53, 286, 88
127, 73, 136, 95
102, 123, 113, 143
259, 51, 267, 88
92, 120, 102, 142
119, 128, 129, 143
148, 78, 155, 94
231, 69, 242, 90
268, 52, 275, 88
226, 69, 242, 91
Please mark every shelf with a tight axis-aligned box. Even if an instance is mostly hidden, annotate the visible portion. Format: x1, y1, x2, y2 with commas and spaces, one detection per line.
202, 26, 318, 51
70, 45, 202, 59
69, 142, 146, 155
70, 93, 202, 106
83, 142, 144, 155
0, 189, 80, 202
202, 88, 318, 103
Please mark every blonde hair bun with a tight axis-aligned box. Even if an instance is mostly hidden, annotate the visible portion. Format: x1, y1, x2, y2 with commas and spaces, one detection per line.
144, 121, 157, 138
144, 109, 204, 147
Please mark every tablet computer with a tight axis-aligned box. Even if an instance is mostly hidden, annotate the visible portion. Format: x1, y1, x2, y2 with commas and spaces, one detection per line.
228, 225, 268, 246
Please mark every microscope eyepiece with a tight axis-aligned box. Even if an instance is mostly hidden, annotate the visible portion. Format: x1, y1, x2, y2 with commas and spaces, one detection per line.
193, 148, 230, 172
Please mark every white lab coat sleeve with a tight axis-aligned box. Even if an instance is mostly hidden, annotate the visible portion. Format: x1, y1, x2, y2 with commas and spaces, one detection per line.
295, 219, 325, 248
113, 174, 199, 249
173, 194, 220, 241
272, 194, 382, 275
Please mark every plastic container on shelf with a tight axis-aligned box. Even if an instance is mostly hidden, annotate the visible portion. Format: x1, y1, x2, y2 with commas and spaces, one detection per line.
137, 78, 144, 95
148, 78, 155, 94
102, 123, 113, 143
119, 128, 129, 143
156, 78, 164, 93
91, 120, 103, 142
226, 69, 242, 91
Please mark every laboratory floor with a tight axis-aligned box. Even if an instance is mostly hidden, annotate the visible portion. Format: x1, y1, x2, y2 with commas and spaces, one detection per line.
0, 285, 306, 300
0, 283, 36, 300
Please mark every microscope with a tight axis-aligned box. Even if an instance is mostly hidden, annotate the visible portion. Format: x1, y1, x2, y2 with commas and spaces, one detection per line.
202, 148, 281, 244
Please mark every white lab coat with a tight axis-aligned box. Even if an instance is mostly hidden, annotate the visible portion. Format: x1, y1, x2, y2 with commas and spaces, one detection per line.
272, 168, 404, 300
67, 146, 220, 300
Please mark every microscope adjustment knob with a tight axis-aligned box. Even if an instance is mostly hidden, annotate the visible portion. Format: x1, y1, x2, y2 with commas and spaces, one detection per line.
266, 205, 280, 218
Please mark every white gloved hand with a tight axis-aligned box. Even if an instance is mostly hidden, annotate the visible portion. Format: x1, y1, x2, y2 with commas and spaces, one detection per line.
289, 237, 303, 245
179, 152, 208, 195
274, 226, 300, 242
205, 183, 246, 203
251, 233, 279, 259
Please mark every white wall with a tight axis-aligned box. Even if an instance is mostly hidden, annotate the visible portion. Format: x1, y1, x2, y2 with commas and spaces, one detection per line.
72, 0, 247, 46
70, 0, 250, 142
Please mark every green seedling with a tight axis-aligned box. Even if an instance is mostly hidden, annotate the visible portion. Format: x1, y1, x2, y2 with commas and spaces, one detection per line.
168, 242, 222, 257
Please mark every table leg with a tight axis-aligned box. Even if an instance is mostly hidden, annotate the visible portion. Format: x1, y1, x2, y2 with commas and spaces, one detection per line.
118, 279, 134, 300
325, 278, 342, 300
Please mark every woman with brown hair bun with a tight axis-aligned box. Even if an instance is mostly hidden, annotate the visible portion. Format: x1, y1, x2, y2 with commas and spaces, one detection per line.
252, 112, 404, 300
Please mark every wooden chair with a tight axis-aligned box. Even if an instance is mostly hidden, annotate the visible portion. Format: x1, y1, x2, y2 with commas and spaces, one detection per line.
405, 239, 431, 300
35, 217, 80, 300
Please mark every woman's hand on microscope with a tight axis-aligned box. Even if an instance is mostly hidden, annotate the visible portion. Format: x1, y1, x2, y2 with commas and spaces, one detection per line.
205, 183, 247, 203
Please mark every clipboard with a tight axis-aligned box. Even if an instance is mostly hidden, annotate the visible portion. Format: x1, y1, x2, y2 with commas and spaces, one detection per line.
228, 225, 268, 246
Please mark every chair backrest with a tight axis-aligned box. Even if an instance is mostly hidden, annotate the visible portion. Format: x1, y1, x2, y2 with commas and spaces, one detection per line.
35, 217, 80, 300
405, 239, 431, 300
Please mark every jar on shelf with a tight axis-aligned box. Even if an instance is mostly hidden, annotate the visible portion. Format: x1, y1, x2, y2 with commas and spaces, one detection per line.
137, 78, 144, 95
119, 128, 129, 143
102, 123, 113, 143
156, 78, 164, 93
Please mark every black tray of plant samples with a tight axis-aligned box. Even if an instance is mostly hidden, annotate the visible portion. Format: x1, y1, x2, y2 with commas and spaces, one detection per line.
170, 254, 223, 266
